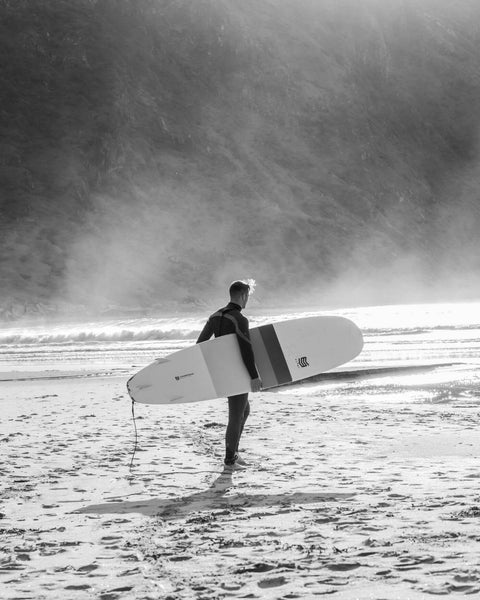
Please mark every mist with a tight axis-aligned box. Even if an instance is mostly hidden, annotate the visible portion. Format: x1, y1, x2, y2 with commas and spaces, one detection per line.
1, 0, 480, 318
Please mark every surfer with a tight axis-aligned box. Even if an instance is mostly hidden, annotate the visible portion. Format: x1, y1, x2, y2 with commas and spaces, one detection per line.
197, 280, 262, 467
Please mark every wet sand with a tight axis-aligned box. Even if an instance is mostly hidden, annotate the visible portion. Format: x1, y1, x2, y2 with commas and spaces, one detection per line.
1, 364, 480, 599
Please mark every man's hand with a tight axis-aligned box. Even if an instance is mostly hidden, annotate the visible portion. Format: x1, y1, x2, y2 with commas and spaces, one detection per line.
251, 377, 262, 392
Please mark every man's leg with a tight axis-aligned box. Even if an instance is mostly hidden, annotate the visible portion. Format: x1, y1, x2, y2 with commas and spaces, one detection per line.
225, 393, 250, 464
236, 399, 250, 453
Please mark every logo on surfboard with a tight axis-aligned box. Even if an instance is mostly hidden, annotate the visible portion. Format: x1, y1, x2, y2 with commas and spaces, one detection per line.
295, 356, 310, 368
175, 372, 194, 381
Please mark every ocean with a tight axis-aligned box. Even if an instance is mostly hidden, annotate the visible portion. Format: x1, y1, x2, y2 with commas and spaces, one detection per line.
1, 301, 479, 386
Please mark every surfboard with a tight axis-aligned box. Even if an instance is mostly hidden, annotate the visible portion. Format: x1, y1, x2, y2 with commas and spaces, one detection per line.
127, 316, 363, 405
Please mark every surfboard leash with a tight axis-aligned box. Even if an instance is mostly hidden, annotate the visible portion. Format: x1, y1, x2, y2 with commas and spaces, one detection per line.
129, 398, 138, 473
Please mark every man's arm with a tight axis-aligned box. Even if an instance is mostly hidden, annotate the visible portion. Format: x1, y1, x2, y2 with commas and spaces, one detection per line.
196, 318, 214, 344
235, 315, 260, 381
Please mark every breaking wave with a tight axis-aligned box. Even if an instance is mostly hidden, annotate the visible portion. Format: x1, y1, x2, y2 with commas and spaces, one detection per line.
0, 326, 200, 346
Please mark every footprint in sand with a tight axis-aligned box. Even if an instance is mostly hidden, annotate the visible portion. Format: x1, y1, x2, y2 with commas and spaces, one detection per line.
102, 586, 134, 595
76, 563, 99, 574
258, 576, 288, 588
326, 562, 362, 571
236, 562, 276, 574
65, 584, 91, 590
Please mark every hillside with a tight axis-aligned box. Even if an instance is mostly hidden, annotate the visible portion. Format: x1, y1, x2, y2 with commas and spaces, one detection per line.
1, 0, 480, 319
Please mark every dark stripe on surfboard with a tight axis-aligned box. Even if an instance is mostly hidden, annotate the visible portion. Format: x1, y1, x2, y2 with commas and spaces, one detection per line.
250, 327, 277, 389
257, 324, 292, 386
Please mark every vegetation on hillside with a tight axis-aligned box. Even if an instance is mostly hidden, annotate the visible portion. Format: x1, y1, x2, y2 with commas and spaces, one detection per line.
1, 0, 480, 318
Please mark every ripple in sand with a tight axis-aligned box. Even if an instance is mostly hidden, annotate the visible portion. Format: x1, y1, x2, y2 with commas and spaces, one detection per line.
0, 560, 26, 572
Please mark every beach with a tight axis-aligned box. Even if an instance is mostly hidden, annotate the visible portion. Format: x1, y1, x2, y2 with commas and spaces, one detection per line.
1, 303, 480, 599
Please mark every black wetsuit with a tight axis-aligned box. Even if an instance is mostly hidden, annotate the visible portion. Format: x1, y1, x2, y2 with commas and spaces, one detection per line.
196, 302, 258, 379
196, 302, 258, 462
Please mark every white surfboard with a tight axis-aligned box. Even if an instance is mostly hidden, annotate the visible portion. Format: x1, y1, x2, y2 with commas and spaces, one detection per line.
127, 316, 363, 405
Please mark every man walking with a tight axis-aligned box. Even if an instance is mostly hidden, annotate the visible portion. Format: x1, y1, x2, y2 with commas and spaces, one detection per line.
197, 280, 262, 467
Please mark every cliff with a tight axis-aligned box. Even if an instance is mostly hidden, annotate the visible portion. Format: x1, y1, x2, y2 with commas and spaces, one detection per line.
1, 0, 480, 318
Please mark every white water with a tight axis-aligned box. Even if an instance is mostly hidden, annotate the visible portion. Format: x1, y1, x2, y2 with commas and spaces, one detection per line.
0, 302, 479, 385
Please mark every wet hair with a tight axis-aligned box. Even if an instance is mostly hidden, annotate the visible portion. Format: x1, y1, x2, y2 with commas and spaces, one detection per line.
229, 280, 251, 297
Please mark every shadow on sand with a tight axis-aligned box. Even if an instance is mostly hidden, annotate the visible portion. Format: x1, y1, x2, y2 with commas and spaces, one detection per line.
74, 468, 355, 519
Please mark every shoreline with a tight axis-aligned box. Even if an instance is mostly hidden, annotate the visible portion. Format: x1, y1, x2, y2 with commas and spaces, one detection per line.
0, 361, 463, 384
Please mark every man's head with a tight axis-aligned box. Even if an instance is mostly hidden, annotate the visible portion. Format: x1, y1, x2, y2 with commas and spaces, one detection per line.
229, 280, 252, 308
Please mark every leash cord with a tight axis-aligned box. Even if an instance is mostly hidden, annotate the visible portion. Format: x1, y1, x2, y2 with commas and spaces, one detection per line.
129, 399, 138, 472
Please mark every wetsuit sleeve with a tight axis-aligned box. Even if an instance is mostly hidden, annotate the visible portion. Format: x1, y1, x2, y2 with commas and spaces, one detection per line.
236, 315, 259, 380
196, 318, 214, 344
